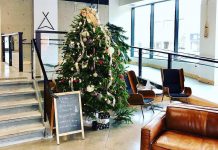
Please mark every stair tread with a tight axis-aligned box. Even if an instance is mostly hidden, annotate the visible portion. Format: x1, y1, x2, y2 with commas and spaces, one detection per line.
0, 123, 44, 138
0, 88, 35, 95
0, 111, 41, 122
0, 99, 38, 108
0, 80, 32, 85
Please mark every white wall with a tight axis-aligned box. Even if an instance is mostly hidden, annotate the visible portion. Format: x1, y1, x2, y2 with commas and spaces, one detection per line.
34, 0, 58, 66
58, 1, 109, 31
199, 0, 218, 84
109, 0, 131, 45
34, 0, 58, 31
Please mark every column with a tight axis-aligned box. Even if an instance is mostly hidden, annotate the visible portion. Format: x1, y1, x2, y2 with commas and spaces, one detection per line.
199, 0, 218, 85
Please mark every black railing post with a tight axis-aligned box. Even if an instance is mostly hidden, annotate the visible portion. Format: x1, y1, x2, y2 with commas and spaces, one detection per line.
18, 32, 23, 72
1, 36, 5, 62
31, 41, 34, 79
32, 39, 50, 122
36, 31, 41, 55
9, 35, 12, 66
139, 48, 142, 77
174, 0, 179, 53
168, 54, 172, 69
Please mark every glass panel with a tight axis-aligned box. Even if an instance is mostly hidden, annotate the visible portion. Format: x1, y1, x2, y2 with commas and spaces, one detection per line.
134, 6, 151, 49
154, 0, 175, 51
41, 33, 66, 80
126, 48, 139, 76
179, 0, 201, 55
33, 44, 45, 118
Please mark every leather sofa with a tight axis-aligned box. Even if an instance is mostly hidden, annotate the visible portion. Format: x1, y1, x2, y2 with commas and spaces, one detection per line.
141, 104, 218, 150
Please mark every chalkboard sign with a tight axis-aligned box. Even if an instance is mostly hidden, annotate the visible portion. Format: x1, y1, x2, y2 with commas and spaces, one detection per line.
54, 91, 84, 144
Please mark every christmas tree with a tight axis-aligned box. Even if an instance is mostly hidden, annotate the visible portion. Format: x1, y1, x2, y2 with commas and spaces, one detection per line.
56, 7, 133, 123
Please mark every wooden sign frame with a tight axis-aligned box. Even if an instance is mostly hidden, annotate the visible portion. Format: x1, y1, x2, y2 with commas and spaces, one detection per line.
54, 91, 85, 144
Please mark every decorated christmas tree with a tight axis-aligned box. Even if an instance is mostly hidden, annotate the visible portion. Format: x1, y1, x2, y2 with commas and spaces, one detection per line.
56, 7, 133, 123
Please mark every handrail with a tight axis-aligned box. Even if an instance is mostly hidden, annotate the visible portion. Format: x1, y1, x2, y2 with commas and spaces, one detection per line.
130, 46, 218, 77
32, 39, 56, 122
1, 32, 21, 37
131, 46, 218, 63
35, 30, 68, 34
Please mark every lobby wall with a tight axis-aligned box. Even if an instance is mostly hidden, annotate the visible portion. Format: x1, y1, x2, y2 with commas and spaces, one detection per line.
58, 0, 109, 31
0, 0, 33, 62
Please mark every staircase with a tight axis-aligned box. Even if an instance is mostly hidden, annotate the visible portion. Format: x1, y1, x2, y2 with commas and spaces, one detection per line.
0, 79, 45, 147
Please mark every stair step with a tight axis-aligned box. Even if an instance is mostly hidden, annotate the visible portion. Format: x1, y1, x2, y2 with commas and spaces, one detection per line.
0, 93, 36, 102
0, 88, 35, 96
0, 80, 32, 86
0, 111, 41, 122
0, 77, 28, 81
0, 123, 44, 139
0, 99, 38, 109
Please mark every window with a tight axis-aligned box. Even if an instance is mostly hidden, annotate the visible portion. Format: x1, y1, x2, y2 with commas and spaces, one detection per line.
134, 6, 150, 49
154, 1, 175, 51
179, 0, 201, 55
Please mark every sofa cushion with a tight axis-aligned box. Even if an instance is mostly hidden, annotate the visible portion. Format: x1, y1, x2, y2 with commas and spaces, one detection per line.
153, 131, 218, 150
166, 105, 218, 138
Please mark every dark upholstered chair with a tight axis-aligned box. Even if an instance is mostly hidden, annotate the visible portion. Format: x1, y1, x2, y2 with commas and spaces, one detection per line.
161, 68, 192, 103
125, 70, 155, 119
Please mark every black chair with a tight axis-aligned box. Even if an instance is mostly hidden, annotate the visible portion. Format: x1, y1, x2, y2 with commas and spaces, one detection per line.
125, 71, 156, 119
161, 68, 192, 103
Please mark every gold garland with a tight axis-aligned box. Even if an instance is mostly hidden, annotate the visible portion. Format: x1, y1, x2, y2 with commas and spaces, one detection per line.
80, 7, 100, 27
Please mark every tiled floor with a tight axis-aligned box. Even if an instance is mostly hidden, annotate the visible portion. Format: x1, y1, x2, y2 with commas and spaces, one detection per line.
1, 109, 160, 150
0, 62, 30, 80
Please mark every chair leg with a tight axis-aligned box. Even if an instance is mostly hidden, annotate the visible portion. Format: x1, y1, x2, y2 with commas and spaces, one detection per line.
151, 105, 155, 113
141, 105, 144, 119
161, 95, 164, 102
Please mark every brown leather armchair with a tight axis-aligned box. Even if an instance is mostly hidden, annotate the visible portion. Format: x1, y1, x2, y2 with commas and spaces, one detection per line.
141, 104, 218, 150
125, 71, 156, 119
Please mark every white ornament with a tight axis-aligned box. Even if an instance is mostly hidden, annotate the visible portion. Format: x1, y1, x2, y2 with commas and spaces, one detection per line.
83, 37, 87, 42
93, 72, 98, 77
93, 28, 96, 33
82, 62, 88, 68
87, 85, 95, 92
71, 67, 74, 71
75, 63, 79, 71
108, 47, 115, 55
79, 22, 82, 25
107, 99, 111, 105
70, 41, 75, 48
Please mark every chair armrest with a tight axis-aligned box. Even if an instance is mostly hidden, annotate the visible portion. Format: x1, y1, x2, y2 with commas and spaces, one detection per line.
138, 90, 155, 99
184, 87, 192, 96
128, 94, 144, 105
141, 112, 166, 150
162, 87, 170, 96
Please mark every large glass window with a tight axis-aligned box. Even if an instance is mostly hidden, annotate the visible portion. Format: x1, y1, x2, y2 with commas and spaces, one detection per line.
154, 1, 175, 51
179, 0, 201, 55
134, 6, 150, 48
